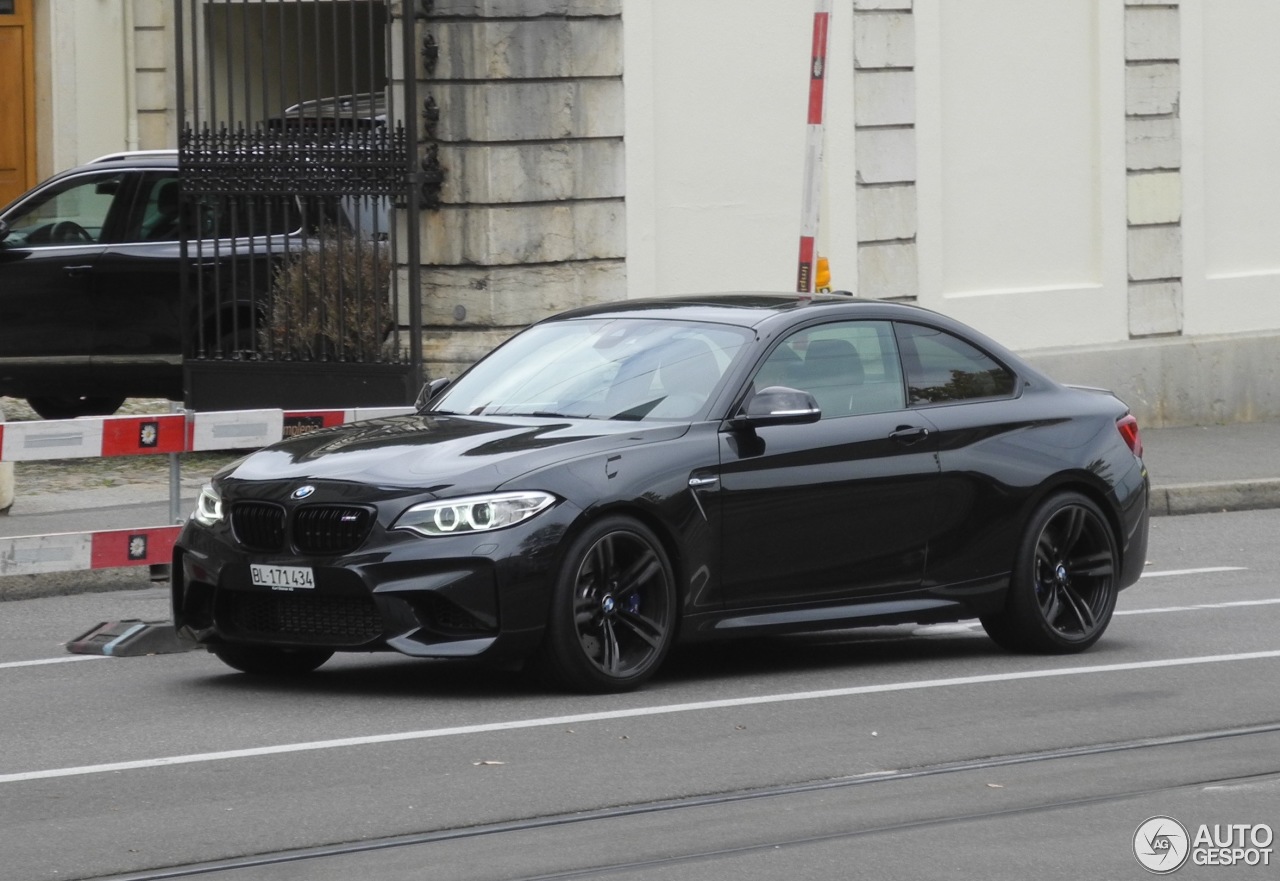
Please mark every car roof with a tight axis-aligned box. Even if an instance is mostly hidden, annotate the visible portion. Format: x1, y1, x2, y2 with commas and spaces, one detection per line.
85, 150, 178, 169
540, 292, 1052, 384
543, 292, 951, 330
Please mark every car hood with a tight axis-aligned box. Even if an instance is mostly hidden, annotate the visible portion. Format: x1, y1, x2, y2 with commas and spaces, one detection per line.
221, 414, 689, 496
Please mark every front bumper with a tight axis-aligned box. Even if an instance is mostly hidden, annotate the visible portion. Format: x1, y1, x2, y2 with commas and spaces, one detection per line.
172, 501, 578, 661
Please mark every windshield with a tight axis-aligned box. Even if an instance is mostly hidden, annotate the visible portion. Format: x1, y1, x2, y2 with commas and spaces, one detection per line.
432, 317, 753, 421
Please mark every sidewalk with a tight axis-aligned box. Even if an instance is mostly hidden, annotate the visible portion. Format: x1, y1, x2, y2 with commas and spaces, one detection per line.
1140, 419, 1280, 516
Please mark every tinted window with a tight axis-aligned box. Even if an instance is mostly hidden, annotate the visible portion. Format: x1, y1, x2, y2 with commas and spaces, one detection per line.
134, 175, 184, 241
754, 320, 906, 419
189, 192, 305, 239
896, 322, 1016, 404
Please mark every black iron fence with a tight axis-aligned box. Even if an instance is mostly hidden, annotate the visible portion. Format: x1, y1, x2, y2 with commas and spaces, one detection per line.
173, 0, 422, 410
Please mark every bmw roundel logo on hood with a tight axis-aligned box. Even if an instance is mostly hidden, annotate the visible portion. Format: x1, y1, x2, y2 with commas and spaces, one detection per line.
291, 485, 316, 500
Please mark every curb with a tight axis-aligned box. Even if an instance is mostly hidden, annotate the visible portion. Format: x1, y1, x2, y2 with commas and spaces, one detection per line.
1150, 478, 1280, 517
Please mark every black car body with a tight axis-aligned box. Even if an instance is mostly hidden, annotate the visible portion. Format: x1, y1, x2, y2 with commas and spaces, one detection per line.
0, 151, 378, 419
174, 294, 1150, 692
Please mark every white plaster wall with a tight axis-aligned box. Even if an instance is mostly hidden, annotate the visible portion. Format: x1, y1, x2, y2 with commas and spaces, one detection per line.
1182, 0, 1280, 336
624, 1, 858, 299
916, 0, 1127, 349
46, 1, 130, 169
626, 1, 1135, 349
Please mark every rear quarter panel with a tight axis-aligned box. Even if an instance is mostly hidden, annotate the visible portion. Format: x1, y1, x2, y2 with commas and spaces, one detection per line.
918, 384, 1145, 594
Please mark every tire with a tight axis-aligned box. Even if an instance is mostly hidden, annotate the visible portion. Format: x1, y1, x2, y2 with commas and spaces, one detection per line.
535, 516, 677, 693
212, 644, 333, 676
981, 492, 1119, 654
26, 395, 127, 420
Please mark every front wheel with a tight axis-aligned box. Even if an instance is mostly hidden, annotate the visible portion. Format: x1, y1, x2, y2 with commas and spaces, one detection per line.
212, 644, 333, 676
535, 516, 677, 693
982, 492, 1119, 653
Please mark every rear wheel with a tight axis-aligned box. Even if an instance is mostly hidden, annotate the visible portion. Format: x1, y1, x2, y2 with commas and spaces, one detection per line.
26, 395, 126, 420
212, 644, 333, 676
535, 516, 676, 693
982, 492, 1118, 653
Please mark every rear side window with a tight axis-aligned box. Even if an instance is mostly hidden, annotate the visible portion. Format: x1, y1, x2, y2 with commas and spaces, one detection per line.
896, 323, 1016, 405
135, 175, 184, 241
190, 193, 305, 239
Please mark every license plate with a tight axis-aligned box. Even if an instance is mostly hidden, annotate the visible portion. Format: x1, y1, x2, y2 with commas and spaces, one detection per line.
250, 564, 315, 591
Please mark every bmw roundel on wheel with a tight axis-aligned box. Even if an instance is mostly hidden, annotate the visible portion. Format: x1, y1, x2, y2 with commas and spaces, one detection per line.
173, 293, 1150, 692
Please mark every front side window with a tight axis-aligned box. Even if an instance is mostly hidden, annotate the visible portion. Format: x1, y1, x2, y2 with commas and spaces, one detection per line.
2, 172, 126, 247
896, 323, 1016, 405
753, 320, 906, 419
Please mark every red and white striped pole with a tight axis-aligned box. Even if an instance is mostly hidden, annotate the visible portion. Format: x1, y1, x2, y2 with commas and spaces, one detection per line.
796, 0, 832, 297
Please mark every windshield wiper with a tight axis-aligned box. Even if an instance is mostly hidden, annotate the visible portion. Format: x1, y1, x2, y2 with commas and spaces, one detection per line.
610, 397, 665, 420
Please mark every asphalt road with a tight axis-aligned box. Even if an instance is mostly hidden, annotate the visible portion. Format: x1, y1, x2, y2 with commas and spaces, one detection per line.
2, 510, 1278, 881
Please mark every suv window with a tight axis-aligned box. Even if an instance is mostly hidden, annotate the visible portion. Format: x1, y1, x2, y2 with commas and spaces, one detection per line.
3, 171, 127, 246
135, 175, 184, 241
755, 320, 906, 419
190, 192, 306, 240
896, 322, 1016, 405
132, 173, 344, 243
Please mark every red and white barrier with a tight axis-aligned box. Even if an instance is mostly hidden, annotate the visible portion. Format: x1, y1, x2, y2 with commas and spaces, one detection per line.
796, 0, 832, 296
0, 406, 413, 463
0, 526, 180, 578
0, 406, 414, 577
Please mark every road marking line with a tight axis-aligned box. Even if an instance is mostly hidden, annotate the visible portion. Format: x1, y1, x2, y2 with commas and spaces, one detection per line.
0, 656, 106, 671
1140, 567, 1246, 578
3, 650, 1280, 785
1117, 598, 1280, 616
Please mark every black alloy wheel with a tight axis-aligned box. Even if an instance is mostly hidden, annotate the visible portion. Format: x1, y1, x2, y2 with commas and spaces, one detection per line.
212, 644, 334, 676
26, 395, 127, 420
537, 516, 676, 693
982, 492, 1118, 653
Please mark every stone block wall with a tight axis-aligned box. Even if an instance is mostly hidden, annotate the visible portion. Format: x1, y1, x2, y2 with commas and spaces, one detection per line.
415, 0, 626, 379
131, 0, 175, 150
1125, 0, 1182, 338
853, 0, 917, 300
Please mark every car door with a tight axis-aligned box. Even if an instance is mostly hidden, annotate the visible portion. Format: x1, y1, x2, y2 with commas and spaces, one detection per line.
0, 169, 127, 363
92, 171, 186, 365
715, 319, 940, 610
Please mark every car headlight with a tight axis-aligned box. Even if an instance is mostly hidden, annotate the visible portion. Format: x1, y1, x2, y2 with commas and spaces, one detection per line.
393, 491, 555, 537
193, 484, 224, 526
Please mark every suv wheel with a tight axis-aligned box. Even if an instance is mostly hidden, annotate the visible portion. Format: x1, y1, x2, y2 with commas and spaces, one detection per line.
26, 395, 127, 420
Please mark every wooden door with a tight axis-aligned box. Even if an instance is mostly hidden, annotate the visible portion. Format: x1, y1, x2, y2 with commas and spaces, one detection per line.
0, 0, 35, 207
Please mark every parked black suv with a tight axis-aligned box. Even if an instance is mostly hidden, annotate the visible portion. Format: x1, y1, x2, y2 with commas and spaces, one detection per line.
0, 151, 384, 419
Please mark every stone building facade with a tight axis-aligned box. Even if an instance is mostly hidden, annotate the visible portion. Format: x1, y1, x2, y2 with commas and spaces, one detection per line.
13, 0, 1280, 426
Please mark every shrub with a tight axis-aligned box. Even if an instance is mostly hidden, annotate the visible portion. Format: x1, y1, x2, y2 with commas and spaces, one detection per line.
262, 226, 391, 360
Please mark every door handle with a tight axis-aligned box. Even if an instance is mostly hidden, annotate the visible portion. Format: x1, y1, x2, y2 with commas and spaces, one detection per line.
63, 265, 94, 277
890, 425, 930, 445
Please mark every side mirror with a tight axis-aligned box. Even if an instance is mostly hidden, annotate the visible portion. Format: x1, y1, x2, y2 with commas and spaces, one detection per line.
0, 219, 9, 243
414, 376, 450, 411
729, 386, 821, 429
